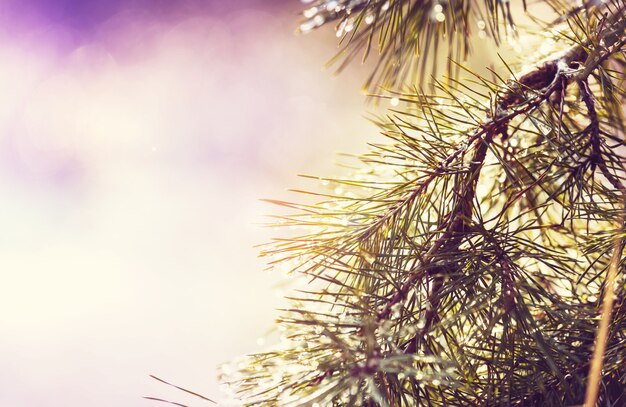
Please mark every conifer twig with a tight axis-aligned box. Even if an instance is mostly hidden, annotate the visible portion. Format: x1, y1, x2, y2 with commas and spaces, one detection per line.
222, 2, 626, 405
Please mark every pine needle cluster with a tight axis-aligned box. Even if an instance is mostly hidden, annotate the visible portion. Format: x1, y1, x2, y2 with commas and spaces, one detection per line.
223, 0, 626, 405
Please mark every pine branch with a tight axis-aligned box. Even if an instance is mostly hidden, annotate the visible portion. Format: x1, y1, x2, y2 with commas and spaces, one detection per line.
221, 1, 626, 406
379, 10, 626, 327
297, 0, 519, 90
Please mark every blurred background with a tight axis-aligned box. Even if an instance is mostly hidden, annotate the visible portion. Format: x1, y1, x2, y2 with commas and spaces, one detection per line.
0, 1, 381, 405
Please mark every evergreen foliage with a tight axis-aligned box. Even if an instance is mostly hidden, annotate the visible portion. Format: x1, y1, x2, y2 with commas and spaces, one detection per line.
224, 0, 626, 405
